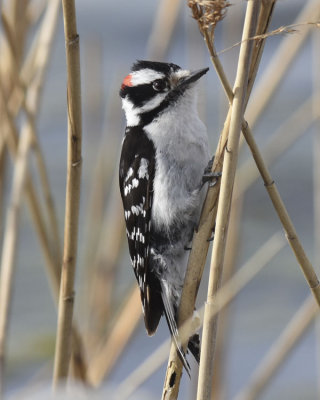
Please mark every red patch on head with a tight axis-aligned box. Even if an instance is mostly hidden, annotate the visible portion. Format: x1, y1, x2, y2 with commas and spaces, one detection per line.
121, 74, 133, 90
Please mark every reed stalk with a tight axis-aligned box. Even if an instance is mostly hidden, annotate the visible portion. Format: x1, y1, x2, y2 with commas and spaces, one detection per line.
210, 184, 243, 399
241, 122, 320, 304
246, 0, 320, 129
211, 95, 314, 400
201, 8, 320, 395
2, 0, 86, 381
53, 0, 82, 386
197, 3, 260, 399
234, 296, 319, 400
0, 125, 33, 395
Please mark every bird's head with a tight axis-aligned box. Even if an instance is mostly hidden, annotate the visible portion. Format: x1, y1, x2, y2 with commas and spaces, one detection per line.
120, 60, 208, 127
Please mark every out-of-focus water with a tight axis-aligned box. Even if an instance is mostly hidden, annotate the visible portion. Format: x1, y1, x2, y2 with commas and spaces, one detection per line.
4, 0, 319, 399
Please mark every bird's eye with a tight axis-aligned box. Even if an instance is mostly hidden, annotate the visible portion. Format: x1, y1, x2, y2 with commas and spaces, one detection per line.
152, 79, 167, 92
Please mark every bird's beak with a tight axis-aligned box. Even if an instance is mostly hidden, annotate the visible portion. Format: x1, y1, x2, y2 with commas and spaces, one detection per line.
177, 67, 209, 90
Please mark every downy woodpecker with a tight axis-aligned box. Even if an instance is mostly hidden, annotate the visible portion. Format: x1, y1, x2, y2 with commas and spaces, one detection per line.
119, 61, 210, 373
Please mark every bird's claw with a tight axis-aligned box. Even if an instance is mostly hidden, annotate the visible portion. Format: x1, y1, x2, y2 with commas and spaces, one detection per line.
202, 171, 222, 187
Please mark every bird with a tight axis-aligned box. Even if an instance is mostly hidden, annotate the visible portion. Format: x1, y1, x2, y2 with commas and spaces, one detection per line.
119, 60, 210, 374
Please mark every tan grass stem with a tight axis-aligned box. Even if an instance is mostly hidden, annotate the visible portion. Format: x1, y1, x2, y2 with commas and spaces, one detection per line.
196, 3, 260, 399
193, 0, 320, 359
0, 125, 33, 394
0, 0, 87, 382
246, 0, 320, 129
241, 122, 320, 304
210, 185, 243, 400
234, 296, 319, 400
53, 0, 82, 386
210, 95, 313, 399
121, 232, 286, 400
1, 0, 61, 268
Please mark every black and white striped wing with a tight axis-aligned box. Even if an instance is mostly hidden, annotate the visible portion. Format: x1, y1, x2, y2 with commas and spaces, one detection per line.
119, 129, 161, 334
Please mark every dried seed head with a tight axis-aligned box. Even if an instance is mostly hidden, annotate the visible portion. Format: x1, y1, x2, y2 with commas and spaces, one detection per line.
188, 0, 230, 37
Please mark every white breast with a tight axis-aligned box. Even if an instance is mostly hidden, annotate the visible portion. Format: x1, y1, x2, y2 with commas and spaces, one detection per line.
144, 89, 210, 230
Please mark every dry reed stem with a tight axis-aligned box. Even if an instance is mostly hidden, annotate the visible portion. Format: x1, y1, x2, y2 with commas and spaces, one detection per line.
121, 232, 286, 400
204, 3, 316, 392
197, 0, 320, 366
7, 0, 61, 264
147, 0, 182, 60
162, 2, 276, 395
197, 3, 260, 399
246, 0, 320, 129
1, 0, 61, 268
161, 108, 229, 400
87, 286, 141, 386
1, 0, 86, 380
234, 296, 319, 400
0, 125, 33, 394
53, 0, 82, 386
0, 1, 54, 391
211, 95, 313, 399
241, 122, 320, 304
210, 184, 243, 400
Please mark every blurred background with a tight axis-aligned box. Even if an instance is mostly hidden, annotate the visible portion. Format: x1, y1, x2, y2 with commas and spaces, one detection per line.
0, 0, 319, 399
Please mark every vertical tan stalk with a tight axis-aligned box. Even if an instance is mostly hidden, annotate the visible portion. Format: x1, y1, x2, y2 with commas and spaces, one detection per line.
197, 2, 260, 399
0, 125, 33, 394
53, 0, 82, 386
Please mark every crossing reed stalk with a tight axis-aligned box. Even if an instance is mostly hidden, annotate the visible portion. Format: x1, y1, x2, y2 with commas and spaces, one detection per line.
53, 0, 82, 387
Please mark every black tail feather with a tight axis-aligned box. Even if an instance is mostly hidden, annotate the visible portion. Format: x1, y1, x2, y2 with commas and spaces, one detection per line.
188, 333, 200, 363
160, 280, 191, 377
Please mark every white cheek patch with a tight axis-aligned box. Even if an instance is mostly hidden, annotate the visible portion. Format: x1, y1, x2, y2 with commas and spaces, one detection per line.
131, 69, 165, 85
139, 92, 167, 113
122, 97, 140, 126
